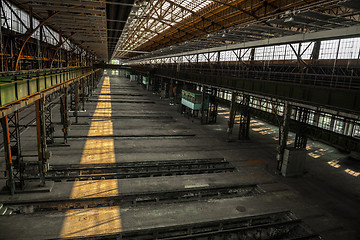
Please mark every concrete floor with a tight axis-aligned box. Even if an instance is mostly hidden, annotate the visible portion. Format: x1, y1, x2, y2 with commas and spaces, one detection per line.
0, 74, 359, 239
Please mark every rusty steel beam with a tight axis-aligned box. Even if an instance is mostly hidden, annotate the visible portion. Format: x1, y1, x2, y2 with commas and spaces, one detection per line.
15, 11, 60, 70
208, 0, 272, 26
50, 32, 77, 68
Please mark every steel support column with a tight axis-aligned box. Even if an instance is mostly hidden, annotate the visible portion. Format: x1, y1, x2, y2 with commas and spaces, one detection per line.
81, 78, 85, 111
153, 77, 160, 94
311, 41, 321, 63
1, 116, 16, 195
238, 95, 250, 140
146, 76, 150, 91
85, 76, 90, 100
36, 97, 47, 186
89, 74, 94, 97
37, 27, 42, 69
75, 81, 79, 123
169, 79, 174, 105
70, 82, 79, 123
45, 103, 54, 145
208, 88, 218, 124
0, 0, 4, 72
8, 111, 24, 188
161, 78, 167, 99
277, 101, 291, 170
227, 92, 237, 141
88, 76, 91, 98
294, 107, 308, 149
95, 72, 100, 90
200, 86, 207, 124
60, 87, 69, 144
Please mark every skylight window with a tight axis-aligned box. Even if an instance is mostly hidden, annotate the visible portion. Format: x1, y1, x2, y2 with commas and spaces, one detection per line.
115, 0, 214, 58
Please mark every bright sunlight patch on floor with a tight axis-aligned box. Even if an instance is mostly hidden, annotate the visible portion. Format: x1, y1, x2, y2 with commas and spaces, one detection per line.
70, 180, 119, 199
60, 206, 122, 237
345, 169, 360, 177
61, 76, 122, 238
328, 160, 359, 177
328, 160, 341, 168
79, 139, 115, 164
88, 120, 113, 136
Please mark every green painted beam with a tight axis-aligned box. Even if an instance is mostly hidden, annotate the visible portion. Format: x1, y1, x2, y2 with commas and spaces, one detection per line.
0, 67, 93, 107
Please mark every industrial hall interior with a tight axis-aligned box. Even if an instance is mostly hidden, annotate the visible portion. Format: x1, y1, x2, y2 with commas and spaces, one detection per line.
0, 0, 359, 239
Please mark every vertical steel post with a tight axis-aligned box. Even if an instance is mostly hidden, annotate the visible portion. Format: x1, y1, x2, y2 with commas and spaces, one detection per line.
60, 87, 69, 144
200, 86, 206, 124
238, 95, 250, 140
0, 0, 4, 72
294, 107, 308, 149
209, 88, 218, 124
1, 116, 16, 195
85, 77, 89, 99
169, 79, 174, 105
227, 92, 237, 141
214, 89, 218, 123
37, 26, 42, 69
81, 78, 85, 111
88, 75, 92, 96
36, 97, 47, 186
59, 46, 62, 68
8, 111, 24, 188
74, 81, 79, 123
45, 102, 54, 144
277, 101, 291, 170
91, 74, 95, 95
